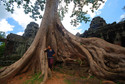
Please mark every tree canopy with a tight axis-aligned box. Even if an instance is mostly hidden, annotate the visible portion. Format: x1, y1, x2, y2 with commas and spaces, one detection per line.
123, 6, 125, 10
0, 31, 6, 39
0, 0, 105, 26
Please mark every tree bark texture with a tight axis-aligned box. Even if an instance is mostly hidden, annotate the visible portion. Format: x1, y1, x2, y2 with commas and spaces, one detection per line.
0, 0, 125, 84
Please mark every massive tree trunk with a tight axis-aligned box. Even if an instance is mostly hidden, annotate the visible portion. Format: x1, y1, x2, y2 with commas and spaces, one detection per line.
0, 0, 125, 84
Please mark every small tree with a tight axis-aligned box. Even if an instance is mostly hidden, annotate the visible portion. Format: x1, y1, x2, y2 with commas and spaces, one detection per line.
0, 31, 6, 39
0, 31, 6, 58
0, 42, 5, 58
0, 0, 125, 84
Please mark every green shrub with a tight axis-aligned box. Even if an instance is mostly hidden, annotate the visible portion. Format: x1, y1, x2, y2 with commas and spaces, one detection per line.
90, 75, 94, 78
81, 76, 87, 79
0, 31, 6, 39
0, 42, 5, 57
64, 79, 72, 84
0, 66, 3, 69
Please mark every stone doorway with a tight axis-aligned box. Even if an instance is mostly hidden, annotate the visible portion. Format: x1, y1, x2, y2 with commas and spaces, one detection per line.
121, 37, 125, 47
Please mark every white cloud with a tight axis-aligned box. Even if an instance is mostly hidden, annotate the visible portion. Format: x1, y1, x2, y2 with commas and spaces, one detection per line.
0, 1, 41, 30
17, 32, 24, 36
120, 13, 125, 19
11, 5, 41, 29
96, 11, 101, 15
0, 19, 14, 32
119, 13, 125, 22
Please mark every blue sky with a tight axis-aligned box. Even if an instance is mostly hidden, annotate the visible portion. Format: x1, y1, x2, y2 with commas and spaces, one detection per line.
0, 0, 125, 36
78, 0, 125, 33
6, 18, 24, 34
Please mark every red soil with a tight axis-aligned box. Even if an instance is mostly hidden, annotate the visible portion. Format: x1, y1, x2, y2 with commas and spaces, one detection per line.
7, 71, 116, 84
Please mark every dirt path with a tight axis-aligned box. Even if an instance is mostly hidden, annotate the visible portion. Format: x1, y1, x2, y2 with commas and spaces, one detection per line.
46, 71, 66, 84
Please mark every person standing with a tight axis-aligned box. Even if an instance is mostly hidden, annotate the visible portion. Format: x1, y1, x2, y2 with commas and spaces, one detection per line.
44, 46, 55, 70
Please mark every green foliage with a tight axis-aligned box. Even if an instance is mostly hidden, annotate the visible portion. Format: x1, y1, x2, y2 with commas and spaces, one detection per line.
0, 0, 105, 26
0, 0, 45, 21
64, 79, 72, 84
117, 82, 120, 84
80, 42, 83, 45
90, 75, 94, 78
116, 81, 123, 84
23, 72, 43, 84
0, 42, 5, 57
0, 66, 3, 69
70, 11, 90, 26
19, 77, 23, 79
0, 31, 6, 57
123, 6, 125, 11
59, 0, 105, 26
0, 31, 6, 39
81, 76, 87, 79
100, 80, 102, 84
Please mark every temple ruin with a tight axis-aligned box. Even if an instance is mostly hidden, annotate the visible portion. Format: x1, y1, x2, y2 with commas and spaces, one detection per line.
78, 16, 125, 47
0, 22, 39, 66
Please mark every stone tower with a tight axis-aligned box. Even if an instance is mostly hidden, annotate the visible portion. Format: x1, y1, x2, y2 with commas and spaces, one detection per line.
23, 22, 39, 38
90, 16, 107, 29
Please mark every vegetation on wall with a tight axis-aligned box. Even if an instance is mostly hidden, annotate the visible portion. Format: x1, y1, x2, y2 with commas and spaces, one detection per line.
0, 31, 6, 58
0, 42, 5, 57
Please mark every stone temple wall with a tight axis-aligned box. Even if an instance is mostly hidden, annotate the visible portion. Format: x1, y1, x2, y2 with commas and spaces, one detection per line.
79, 16, 125, 47
0, 22, 39, 66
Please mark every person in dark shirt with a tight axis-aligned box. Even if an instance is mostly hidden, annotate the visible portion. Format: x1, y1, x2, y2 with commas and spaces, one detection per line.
44, 46, 55, 69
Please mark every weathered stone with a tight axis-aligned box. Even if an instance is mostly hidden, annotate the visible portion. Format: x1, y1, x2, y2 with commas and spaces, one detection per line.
76, 32, 81, 36
79, 16, 125, 47
90, 16, 107, 29
23, 22, 39, 38
0, 22, 39, 66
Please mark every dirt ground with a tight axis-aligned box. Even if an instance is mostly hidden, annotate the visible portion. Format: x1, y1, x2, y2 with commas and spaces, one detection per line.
7, 71, 33, 84
7, 71, 67, 84
46, 71, 102, 84
6, 71, 105, 84
6, 66, 116, 84
45, 71, 66, 84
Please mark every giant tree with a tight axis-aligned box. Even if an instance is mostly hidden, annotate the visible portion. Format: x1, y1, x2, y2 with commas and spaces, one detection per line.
0, 0, 125, 84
